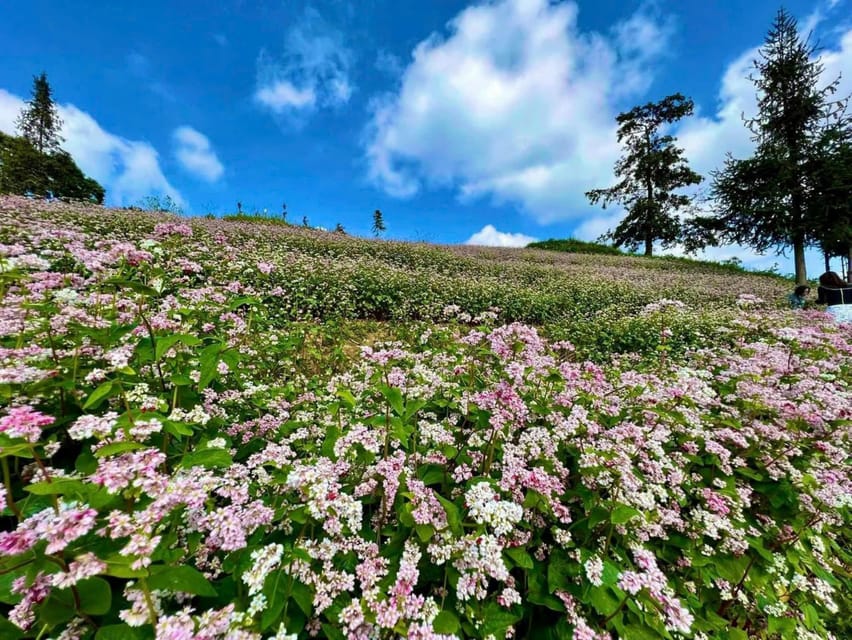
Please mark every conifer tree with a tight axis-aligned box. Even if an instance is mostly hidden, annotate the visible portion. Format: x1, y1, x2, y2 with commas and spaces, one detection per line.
16, 72, 64, 154
585, 94, 702, 256
701, 9, 850, 284
372, 209, 386, 237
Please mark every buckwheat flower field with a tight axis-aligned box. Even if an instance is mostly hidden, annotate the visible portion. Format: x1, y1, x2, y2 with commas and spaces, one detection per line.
0, 196, 849, 640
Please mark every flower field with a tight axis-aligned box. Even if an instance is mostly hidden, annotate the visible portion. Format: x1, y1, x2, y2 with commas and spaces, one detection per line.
0, 196, 849, 639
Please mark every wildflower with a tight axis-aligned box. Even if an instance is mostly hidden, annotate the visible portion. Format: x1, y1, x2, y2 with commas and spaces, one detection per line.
0, 406, 53, 442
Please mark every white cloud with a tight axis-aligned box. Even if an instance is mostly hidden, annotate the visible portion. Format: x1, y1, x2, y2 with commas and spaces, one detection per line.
365, 0, 671, 223
0, 88, 183, 207
465, 224, 537, 247
255, 81, 316, 111
172, 126, 224, 182
255, 8, 353, 116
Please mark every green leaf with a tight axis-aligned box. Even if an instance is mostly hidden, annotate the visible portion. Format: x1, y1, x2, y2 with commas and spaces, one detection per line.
588, 585, 621, 616
83, 381, 115, 410
403, 398, 427, 422
433, 610, 461, 634
601, 561, 621, 587
727, 629, 748, 640
436, 495, 462, 535
180, 448, 233, 469
480, 603, 522, 638
75, 450, 98, 474
25, 478, 86, 496
321, 624, 346, 640
418, 464, 445, 486
198, 342, 224, 390
102, 277, 158, 296
96, 624, 145, 640
611, 505, 642, 524
547, 550, 575, 592
77, 577, 112, 615
714, 555, 750, 584
380, 385, 405, 416
0, 616, 23, 639
801, 603, 820, 630
336, 389, 357, 409
291, 579, 313, 617
155, 333, 202, 360
415, 524, 435, 542
147, 565, 217, 596
39, 588, 75, 626
621, 624, 663, 640
95, 441, 146, 458
505, 546, 534, 570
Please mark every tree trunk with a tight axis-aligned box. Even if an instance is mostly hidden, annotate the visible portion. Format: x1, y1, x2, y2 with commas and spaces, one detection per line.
824, 251, 831, 273
644, 234, 653, 256
794, 239, 807, 285
846, 247, 852, 281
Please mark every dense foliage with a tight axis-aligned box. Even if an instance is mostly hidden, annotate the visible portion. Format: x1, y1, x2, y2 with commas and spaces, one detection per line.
0, 196, 849, 640
0, 133, 105, 204
524, 239, 623, 257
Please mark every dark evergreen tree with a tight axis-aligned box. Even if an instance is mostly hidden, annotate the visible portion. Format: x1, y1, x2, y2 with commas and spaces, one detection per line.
808, 130, 852, 273
16, 72, 64, 154
585, 94, 702, 256
372, 209, 386, 237
701, 9, 849, 284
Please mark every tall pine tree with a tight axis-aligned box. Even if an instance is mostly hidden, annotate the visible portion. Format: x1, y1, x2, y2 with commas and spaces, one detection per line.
372, 209, 386, 237
703, 9, 849, 284
585, 94, 702, 256
16, 72, 64, 154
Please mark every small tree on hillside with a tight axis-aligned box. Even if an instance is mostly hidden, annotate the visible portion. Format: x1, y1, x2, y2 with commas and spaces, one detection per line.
585, 93, 702, 256
372, 209, 386, 237
699, 9, 850, 284
16, 72, 64, 154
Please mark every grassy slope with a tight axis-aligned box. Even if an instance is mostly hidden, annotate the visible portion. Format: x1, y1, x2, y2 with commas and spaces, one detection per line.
2, 197, 791, 332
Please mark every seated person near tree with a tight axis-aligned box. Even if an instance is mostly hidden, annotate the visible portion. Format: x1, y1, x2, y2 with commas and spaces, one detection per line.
816, 271, 852, 305
816, 271, 852, 322
787, 285, 810, 309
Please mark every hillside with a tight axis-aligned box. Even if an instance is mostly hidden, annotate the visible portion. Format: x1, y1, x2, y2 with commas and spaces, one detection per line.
0, 195, 849, 640
0, 197, 788, 323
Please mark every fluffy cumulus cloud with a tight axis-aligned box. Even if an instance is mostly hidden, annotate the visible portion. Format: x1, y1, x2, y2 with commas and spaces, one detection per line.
172, 126, 224, 182
465, 224, 537, 247
255, 8, 353, 116
365, 0, 672, 222
0, 89, 183, 207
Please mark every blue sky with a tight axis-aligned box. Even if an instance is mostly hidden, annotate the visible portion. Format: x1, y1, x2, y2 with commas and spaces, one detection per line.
0, 0, 850, 277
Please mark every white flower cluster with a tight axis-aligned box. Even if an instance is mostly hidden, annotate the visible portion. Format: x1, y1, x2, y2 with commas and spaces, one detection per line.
68, 412, 118, 440
242, 543, 284, 596
465, 482, 523, 537
584, 555, 604, 586
168, 405, 211, 426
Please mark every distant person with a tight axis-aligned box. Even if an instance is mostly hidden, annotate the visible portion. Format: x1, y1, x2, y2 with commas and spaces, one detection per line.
787, 284, 810, 309
816, 271, 852, 322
